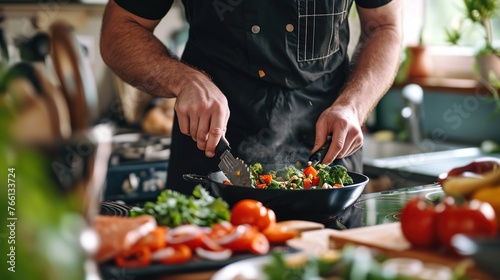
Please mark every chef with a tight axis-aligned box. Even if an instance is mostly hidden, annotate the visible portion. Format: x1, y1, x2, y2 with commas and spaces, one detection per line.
100, 0, 402, 194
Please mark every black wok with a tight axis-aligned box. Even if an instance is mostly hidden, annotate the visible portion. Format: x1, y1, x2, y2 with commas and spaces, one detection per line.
183, 171, 369, 223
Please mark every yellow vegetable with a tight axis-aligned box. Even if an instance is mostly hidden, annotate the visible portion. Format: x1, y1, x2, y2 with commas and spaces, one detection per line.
472, 185, 500, 225
442, 169, 500, 197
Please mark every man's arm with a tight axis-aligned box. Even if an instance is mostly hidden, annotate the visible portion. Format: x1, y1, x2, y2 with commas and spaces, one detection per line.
100, 0, 229, 157
313, 0, 403, 163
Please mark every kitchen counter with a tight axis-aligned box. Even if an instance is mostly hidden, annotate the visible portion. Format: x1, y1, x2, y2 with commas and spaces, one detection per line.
102, 184, 448, 280
362, 134, 500, 189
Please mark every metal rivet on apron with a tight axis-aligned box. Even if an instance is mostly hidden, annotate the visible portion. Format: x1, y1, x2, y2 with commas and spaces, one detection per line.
251, 25, 261, 34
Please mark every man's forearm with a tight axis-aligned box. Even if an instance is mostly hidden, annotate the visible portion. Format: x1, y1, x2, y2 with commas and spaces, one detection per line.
334, 2, 403, 124
100, 1, 200, 98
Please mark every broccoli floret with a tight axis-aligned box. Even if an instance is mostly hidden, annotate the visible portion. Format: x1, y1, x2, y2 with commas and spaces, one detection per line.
317, 169, 331, 187
275, 165, 301, 181
267, 179, 286, 190
329, 165, 353, 185
250, 163, 264, 178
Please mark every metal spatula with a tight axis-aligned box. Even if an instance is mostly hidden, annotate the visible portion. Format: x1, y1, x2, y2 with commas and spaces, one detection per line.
215, 137, 253, 187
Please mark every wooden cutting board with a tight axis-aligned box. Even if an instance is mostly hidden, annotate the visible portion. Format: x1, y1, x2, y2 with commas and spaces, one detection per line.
288, 223, 495, 280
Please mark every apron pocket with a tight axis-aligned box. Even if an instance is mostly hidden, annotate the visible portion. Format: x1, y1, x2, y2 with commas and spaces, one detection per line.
297, 0, 347, 62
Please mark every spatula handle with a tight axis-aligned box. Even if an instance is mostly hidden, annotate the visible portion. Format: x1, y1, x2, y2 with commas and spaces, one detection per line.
308, 136, 332, 165
215, 136, 231, 158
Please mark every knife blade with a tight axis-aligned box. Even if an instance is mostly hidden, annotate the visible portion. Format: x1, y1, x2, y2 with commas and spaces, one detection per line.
215, 136, 253, 187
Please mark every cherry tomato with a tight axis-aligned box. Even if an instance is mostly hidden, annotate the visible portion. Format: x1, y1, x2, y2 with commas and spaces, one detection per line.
208, 221, 234, 240
230, 199, 276, 231
437, 197, 498, 251
400, 197, 440, 248
220, 225, 258, 251
249, 232, 270, 255
262, 225, 299, 244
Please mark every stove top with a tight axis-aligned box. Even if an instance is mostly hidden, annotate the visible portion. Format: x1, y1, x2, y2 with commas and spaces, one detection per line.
110, 133, 171, 165
328, 184, 442, 229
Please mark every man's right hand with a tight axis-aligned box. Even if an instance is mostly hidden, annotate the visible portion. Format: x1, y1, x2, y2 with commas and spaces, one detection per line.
175, 72, 230, 158
101, 1, 229, 158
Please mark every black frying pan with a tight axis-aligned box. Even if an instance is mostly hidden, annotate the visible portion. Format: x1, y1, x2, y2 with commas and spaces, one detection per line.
183, 171, 369, 223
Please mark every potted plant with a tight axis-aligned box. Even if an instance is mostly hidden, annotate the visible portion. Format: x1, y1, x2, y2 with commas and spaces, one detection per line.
445, 0, 500, 84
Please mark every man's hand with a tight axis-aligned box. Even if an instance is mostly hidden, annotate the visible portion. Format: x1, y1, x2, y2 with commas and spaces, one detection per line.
101, 0, 230, 158
175, 72, 230, 157
312, 0, 402, 164
313, 105, 363, 164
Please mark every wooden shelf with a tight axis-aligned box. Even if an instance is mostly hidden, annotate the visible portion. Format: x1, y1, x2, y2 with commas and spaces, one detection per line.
393, 77, 493, 95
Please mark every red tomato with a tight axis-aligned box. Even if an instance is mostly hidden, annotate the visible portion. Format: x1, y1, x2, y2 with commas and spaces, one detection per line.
230, 199, 276, 231
115, 246, 152, 268
311, 176, 320, 186
437, 197, 498, 251
259, 174, 273, 185
134, 226, 167, 251
166, 225, 204, 250
400, 197, 440, 248
208, 221, 234, 240
249, 232, 270, 255
262, 226, 299, 244
221, 225, 259, 251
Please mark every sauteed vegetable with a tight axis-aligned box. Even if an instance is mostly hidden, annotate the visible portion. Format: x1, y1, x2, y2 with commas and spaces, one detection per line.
245, 163, 354, 190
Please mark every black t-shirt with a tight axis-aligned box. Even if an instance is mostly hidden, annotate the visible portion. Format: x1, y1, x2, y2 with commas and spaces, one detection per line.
111, 0, 392, 192
115, 0, 392, 88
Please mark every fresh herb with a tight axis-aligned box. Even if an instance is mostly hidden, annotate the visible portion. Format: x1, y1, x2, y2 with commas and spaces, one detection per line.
130, 185, 230, 227
263, 245, 470, 280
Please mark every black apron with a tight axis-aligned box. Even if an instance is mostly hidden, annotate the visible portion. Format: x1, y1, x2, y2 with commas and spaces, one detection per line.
166, 0, 365, 194
112, 0, 394, 193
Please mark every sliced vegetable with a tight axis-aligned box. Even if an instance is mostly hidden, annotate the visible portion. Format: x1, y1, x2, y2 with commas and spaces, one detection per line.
153, 244, 192, 264
166, 224, 204, 250
262, 226, 299, 244
115, 246, 152, 268
249, 232, 270, 255
195, 247, 232, 261
134, 226, 167, 251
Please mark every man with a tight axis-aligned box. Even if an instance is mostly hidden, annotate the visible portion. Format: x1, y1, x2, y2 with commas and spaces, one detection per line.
101, 0, 402, 194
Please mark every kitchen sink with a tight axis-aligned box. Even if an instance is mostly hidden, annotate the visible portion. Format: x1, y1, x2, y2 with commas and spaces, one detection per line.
362, 135, 500, 189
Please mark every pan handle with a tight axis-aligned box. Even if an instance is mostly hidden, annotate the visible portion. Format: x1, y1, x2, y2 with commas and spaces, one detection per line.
308, 135, 332, 165
182, 174, 211, 184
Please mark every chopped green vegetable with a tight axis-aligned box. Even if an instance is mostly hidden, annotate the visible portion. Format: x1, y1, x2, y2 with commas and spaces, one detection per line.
274, 165, 301, 181
267, 179, 286, 190
317, 168, 331, 187
250, 162, 264, 178
329, 165, 354, 185
130, 185, 230, 227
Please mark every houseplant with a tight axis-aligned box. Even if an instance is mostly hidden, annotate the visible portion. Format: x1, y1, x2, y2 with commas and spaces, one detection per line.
445, 0, 500, 83
446, 0, 500, 119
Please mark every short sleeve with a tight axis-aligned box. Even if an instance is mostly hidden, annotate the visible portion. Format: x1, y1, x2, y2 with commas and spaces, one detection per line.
355, 0, 392, 9
114, 0, 174, 20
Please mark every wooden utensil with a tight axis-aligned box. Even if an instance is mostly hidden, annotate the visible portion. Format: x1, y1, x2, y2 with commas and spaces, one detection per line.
49, 21, 98, 132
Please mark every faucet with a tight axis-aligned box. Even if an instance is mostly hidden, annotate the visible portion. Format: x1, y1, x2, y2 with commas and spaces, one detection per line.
401, 84, 424, 145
